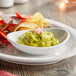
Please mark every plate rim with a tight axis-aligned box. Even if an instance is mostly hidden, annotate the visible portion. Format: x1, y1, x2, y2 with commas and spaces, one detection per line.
0, 18, 76, 64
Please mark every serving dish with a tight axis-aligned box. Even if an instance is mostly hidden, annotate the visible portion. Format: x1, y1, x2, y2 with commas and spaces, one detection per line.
7, 28, 70, 56
0, 0, 14, 7
0, 18, 76, 65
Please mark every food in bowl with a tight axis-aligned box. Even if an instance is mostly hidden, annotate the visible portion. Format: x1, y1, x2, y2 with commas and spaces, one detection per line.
17, 28, 59, 47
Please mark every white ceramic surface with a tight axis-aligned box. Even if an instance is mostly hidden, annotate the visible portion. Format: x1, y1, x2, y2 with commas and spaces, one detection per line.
0, 18, 76, 65
14, 0, 28, 3
0, 0, 14, 7
7, 28, 70, 56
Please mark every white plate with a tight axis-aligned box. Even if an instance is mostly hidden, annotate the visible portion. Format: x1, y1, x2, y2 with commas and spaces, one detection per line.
0, 19, 76, 65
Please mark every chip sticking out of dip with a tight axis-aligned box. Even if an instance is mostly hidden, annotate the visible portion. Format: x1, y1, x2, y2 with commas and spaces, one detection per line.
30, 12, 49, 28
14, 22, 38, 31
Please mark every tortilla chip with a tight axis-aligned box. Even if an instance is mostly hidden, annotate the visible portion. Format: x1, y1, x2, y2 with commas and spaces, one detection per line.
14, 22, 37, 31
31, 12, 49, 28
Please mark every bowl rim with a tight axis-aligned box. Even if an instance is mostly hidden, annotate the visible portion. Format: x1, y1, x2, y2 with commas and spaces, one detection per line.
7, 28, 70, 49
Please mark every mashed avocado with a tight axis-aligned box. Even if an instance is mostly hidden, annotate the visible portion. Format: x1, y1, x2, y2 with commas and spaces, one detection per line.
17, 30, 59, 47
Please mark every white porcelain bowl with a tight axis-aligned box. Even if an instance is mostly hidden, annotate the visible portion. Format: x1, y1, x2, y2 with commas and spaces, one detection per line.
7, 28, 70, 56
0, 0, 14, 7
14, 0, 28, 3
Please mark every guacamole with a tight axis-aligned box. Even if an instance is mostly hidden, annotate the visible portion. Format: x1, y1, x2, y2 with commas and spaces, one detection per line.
17, 30, 59, 47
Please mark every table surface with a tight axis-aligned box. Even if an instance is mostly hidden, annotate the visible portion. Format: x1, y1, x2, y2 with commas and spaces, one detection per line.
0, 0, 76, 76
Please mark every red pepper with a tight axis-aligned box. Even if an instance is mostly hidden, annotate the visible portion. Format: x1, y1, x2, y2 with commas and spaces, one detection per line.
15, 11, 31, 19
15, 11, 23, 19
0, 20, 5, 24
0, 40, 10, 43
2, 24, 9, 31
0, 29, 10, 45
0, 20, 5, 26
0, 32, 7, 39
0, 29, 7, 39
